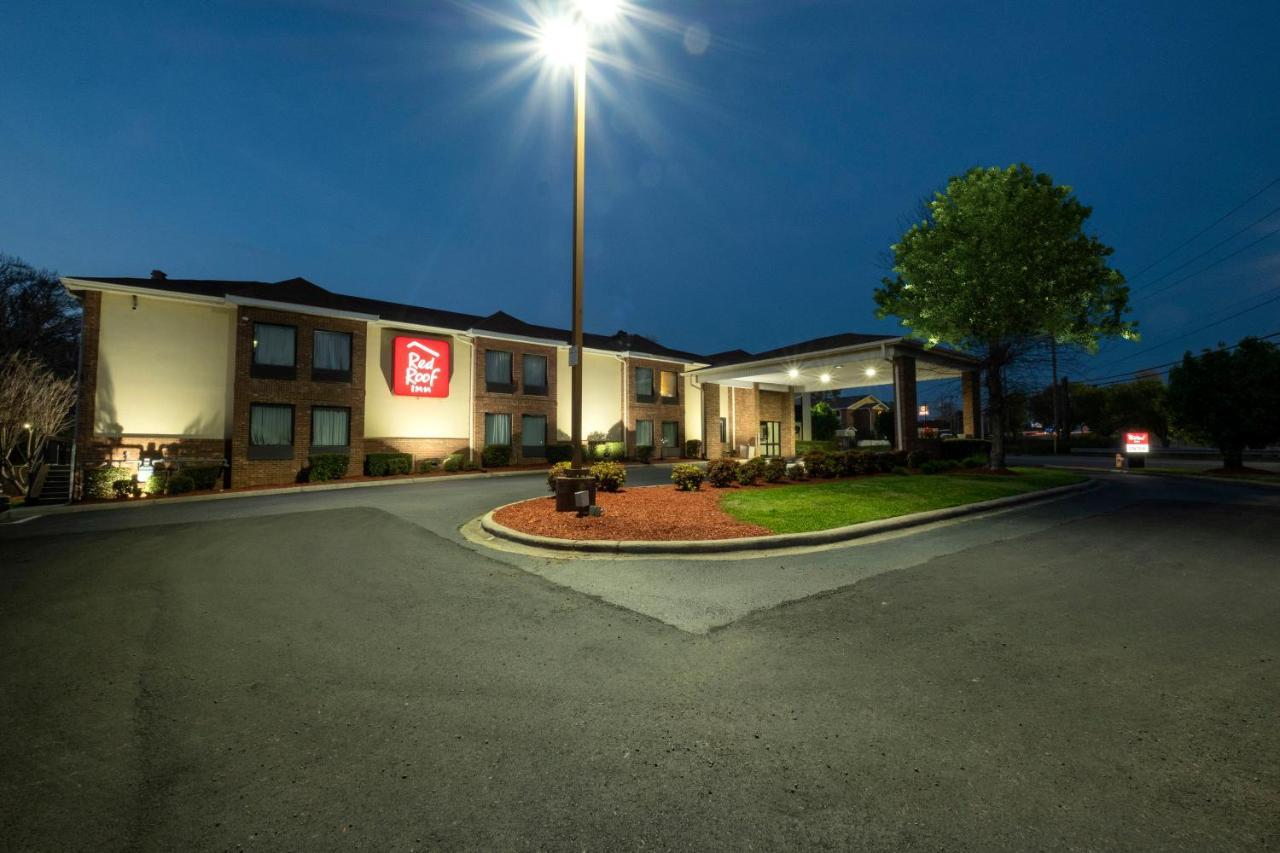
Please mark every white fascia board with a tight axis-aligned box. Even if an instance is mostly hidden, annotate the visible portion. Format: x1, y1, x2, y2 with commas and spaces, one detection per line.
370, 318, 474, 339
690, 338, 905, 382
61, 277, 228, 307
615, 350, 709, 368
226, 295, 380, 322
467, 329, 567, 348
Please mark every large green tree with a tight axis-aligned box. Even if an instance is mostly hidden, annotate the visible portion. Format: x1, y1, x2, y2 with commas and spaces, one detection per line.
874, 164, 1135, 469
1167, 337, 1280, 469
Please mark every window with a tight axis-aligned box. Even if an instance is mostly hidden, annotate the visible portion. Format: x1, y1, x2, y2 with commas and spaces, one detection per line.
522, 354, 548, 395
252, 323, 296, 379
521, 414, 547, 457
634, 367, 655, 403
485, 350, 514, 393
659, 370, 678, 403
484, 413, 512, 446
311, 406, 350, 450
312, 330, 352, 382
635, 419, 654, 448
249, 403, 294, 459
760, 421, 781, 458
661, 420, 678, 450
719, 417, 728, 444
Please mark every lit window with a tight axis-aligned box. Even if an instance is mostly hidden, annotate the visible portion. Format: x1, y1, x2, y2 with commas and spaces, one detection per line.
659, 370, 678, 401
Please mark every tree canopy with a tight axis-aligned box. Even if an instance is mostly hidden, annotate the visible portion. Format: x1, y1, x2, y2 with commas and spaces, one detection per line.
1167, 337, 1280, 469
0, 254, 80, 376
874, 164, 1135, 468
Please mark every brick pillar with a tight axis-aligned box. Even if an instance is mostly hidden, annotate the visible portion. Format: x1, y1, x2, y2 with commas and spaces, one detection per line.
702, 382, 721, 459
961, 370, 981, 438
893, 355, 918, 452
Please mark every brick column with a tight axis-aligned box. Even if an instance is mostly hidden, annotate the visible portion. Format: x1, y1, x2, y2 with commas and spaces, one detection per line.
702, 382, 721, 458
892, 355, 918, 452
961, 370, 981, 438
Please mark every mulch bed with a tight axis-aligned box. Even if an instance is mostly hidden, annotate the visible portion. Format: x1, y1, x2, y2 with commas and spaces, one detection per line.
492, 485, 774, 541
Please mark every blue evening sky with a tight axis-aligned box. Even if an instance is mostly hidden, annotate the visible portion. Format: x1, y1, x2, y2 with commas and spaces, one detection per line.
3, 1, 1279, 401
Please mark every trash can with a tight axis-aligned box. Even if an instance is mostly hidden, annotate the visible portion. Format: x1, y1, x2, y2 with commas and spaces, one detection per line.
553, 470, 596, 512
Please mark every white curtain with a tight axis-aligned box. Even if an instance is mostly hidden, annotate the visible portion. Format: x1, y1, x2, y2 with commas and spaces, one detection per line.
254, 324, 295, 366
485, 413, 512, 445
659, 371, 677, 398
312, 407, 349, 446
636, 420, 653, 447
662, 421, 678, 447
523, 355, 547, 389
313, 331, 351, 371
635, 368, 653, 398
522, 414, 546, 447
486, 350, 513, 383
251, 405, 292, 446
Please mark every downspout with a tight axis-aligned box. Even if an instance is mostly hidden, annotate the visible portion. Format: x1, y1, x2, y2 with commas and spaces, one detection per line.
465, 334, 475, 463
69, 290, 87, 501
619, 354, 628, 454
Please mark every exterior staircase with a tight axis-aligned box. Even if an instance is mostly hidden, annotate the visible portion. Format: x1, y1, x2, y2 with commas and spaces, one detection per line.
29, 464, 72, 506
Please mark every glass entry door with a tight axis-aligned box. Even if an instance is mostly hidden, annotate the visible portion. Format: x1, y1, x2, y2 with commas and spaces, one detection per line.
759, 420, 781, 457
661, 421, 679, 458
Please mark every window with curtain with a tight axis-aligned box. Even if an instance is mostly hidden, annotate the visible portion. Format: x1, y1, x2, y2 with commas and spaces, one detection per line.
485, 350, 514, 392
634, 367, 654, 402
636, 419, 654, 447
522, 354, 547, 394
312, 330, 352, 380
252, 323, 296, 378
484, 413, 512, 446
249, 403, 293, 459
311, 406, 350, 448
659, 370, 678, 401
521, 414, 547, 456
662, 421, 678, 448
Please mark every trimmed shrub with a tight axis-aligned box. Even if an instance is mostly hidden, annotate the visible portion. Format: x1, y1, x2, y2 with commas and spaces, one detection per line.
462, 457, 481, 471
961, 454, 987, 469
442, 453, 463, 472
803, 450, 840, 478
684, 439, 702, 458
764, 457, 787, 483
905, 450, 930, 469
736, 457, 767, 486
871, 452, 896, 473
416, 458, 440, 474
167, 472, 196, 494
636, 445, 653, 464
892, 465, 910, 475
308, 454, 349, 482
590, 461, 626, 492
111, 479, 135, 499
144, 470, 170, 496
920, 459, 962, 475
588, 441, 625, 461
481, 444, 512, 468
547, 461, 573, 492
671, 463, 704, 491
796, 439, 837, 455
84, 466, 133, 500
366, 452, 412, 476
941, 439, 992, 461
706, 458, 739, 488
179, 465, 224, 490
545, 443, 574, 464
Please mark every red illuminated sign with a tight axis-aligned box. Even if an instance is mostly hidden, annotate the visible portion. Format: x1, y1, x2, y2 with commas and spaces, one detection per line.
1125, 431, 1150, 453
393, 336, 450, 397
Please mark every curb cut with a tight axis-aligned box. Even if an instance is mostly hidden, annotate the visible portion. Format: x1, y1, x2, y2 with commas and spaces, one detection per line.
478, 477, 1099, 555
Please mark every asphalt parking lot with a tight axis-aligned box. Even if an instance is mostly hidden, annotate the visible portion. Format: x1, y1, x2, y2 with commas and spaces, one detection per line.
1, 468, 1277, 850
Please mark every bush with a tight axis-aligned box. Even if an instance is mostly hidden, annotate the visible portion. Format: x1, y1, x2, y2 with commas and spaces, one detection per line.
941, 439, 991, 461
796, 439, 838, 455
706, 458, 739, 488
590, 461, 626, 492
547, 461, 573, 492
636, 445, 653, 464
366, 452, 412, 476
684, 439, 702, 458
671, 463, 704, 491
588, 441, 625, 461
308, 454, 349, 482
481, 444, 512, 468
84, 466, 133, 500
462, 458, 481, 471
961, 454, 987, 469
764, 457, 787, 483
144, 470, 170, 496
905, 450, 930, 469
803, 450, 841, 478
442, 453, 463, 472
736, 457, 767, 486
416, 458, 440, 474
177, 465, 223, 490
920, 459, 962, 475
111, 478, 135, 499
892, 465, 910, 476
167, 472, 196, 494
872, 452, 897, 473
545, 443, 574, 464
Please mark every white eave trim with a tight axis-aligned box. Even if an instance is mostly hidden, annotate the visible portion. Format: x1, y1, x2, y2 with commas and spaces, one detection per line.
467, 329, 568, 348
62, 277, 228, 306
226, 295, 381, 322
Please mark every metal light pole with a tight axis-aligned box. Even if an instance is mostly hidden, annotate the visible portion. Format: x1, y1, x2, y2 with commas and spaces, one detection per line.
570, 55, 586, 470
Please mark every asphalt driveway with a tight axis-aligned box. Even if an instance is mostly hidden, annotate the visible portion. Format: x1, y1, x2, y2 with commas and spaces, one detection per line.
1, 470, 1277, 850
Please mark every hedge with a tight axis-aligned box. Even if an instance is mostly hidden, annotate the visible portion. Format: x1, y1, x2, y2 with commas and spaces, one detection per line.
182, 465, 224, 490
588, 441, 625, 460
366, 452, 412, 476
671, 463, 704, 491
706, 458, 739, 488
481, 444, 512, 467
84, 466, 133, 500
308, 454, 349, 482
590, 461, 626, 492
940, 439, 991, 461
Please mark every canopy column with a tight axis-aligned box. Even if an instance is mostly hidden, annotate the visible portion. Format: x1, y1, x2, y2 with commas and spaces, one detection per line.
800, 391, 812, 441
893, 355, 918, 452
962, 370, 982, 438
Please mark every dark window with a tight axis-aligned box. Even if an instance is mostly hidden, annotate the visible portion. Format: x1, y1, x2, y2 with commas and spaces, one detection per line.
522, 354, 548, 395
635, 419, 654, 448
484, 413, 512, 446
485, 350, 515, 393
634, 367, 655, 403
719, 417, 727, 444
661, 420, 678, 450
659, 370, 679, 403
521, 414, 547, 458
311, 406, 350, 451
252, 323, 296, 379
312, 330, 352, 382
248, 403, 294, 459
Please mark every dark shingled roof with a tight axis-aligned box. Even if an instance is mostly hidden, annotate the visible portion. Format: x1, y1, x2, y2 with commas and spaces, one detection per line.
705, 332, 899, 368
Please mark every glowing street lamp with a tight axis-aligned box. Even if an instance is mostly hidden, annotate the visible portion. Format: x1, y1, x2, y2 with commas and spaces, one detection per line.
537, 0, 620, 470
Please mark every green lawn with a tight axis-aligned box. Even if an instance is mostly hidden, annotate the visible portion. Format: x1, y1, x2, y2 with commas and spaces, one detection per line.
720, 467, 1087, 533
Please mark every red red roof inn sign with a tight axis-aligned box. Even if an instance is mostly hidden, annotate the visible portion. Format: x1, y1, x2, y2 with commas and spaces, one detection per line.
393, 336, 450, 397
1125, 431, 1150, 453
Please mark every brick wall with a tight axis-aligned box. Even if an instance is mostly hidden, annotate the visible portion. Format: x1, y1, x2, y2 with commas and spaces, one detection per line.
472, 337, 558, 464
364, 437, 469, 462
625, 357, 686, 459
702, 382, 722, 458
730, 386, 758, 455
758, 389, 794, 457
230, 306, 368, 487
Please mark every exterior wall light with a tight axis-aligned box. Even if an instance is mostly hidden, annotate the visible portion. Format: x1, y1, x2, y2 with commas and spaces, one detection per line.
820, 373, 831, 383
787, 368, 799, 378
864, 367, 877, 377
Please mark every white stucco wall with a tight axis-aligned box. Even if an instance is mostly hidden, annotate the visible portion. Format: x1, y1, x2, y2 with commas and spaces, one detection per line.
555, 349, 624, 441
364, 327, 473, 438
683, 374, 702, 447
95, 292, 235, 437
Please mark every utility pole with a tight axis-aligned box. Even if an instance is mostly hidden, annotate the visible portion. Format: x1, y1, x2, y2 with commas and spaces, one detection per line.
1050, 337, 1059, 455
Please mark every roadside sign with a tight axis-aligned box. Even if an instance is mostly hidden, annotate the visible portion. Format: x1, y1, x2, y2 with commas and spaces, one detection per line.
917, 405, 929, 417
1125, 431, 1150, 454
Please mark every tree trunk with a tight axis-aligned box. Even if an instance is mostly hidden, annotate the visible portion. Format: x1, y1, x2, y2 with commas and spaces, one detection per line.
986, 358, 1007, 471
1222, 444, 1245, 471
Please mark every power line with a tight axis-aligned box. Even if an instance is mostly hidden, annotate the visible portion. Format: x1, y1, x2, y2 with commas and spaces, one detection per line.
1089, 332, 1280, 386
1128, 176, 1280, 281
1131, 202, 1280, 292
1140, 224, 1280, 301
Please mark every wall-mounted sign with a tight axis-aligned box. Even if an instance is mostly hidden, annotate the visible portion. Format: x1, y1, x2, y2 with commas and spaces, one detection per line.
1125, 431, 1150, 454
393, 336, 451, 397
917, 405, 930, 417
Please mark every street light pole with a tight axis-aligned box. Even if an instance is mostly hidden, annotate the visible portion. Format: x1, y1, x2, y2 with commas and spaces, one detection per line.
570, 55, 587, 470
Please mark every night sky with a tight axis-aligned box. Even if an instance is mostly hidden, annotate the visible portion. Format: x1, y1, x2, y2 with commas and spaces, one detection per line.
4, 1, 1278, 405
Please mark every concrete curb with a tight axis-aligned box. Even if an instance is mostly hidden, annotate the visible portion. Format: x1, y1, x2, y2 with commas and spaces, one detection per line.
478, 477, 1099, 555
